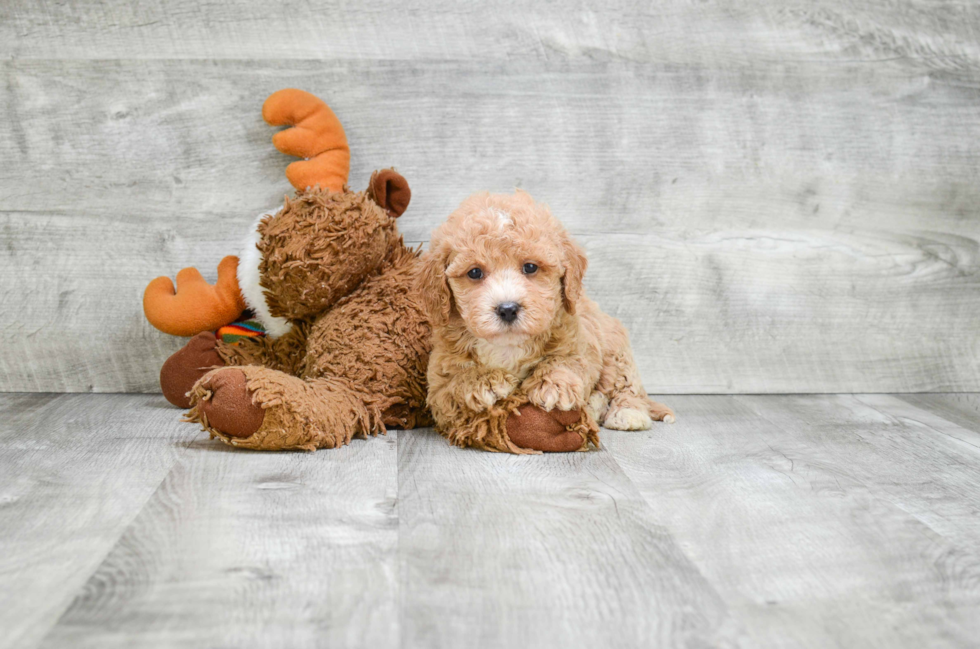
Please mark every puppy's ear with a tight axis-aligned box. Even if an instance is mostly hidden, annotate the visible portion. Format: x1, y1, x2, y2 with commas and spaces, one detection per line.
416, 242, 454, 326
560, 234, 588, 315
368, 169, 411, 217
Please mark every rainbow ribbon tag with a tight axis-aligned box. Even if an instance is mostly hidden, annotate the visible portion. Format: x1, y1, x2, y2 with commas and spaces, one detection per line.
216, 319, 267, 344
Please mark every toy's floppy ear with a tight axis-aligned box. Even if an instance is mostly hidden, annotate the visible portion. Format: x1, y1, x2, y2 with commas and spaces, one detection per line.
143, 256, 246, 336
560, 234, 588, 315
262, 89, 350, 193
368, 169, 411, 218
416, 242, 453, 326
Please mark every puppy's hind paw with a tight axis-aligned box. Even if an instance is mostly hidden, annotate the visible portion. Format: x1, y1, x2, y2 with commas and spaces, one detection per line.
648, 400, 676, 424
602, 406, 653, 431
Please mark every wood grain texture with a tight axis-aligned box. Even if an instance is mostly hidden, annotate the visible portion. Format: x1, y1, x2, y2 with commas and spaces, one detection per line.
5, 393, 980, 647
896, 393, 980, 439
602, 394, 980, 648
3, 0, 979, 71
38, 432, 400, 649
396, 427, 740, 649
3, 2, 980, 393
10, 207, 980, 393
0, 393, 192, 649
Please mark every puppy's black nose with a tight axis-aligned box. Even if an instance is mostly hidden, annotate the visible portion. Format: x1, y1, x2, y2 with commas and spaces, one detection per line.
495, 302, 521, 323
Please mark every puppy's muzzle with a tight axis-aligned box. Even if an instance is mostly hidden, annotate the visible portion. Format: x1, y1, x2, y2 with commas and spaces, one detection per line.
495, 301, 521, 323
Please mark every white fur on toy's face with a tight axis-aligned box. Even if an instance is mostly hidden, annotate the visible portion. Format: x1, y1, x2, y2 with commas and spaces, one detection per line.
238, 208, 293, 338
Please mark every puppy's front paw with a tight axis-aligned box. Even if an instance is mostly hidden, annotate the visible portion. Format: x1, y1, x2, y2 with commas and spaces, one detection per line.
525, 367, 586, 412
464, 371, 515, 412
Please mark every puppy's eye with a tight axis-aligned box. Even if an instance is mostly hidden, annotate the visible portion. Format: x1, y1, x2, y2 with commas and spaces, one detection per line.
522, 263, 538, 275
467, 267, 484, 280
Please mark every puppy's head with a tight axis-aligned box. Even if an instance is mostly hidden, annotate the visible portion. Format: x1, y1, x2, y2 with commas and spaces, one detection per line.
418, 191, 587, 343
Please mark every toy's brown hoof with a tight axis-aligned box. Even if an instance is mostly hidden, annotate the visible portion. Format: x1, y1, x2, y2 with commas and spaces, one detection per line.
197, 368, 265, 439
161, 332, 225, 408
506, 404, 587, 453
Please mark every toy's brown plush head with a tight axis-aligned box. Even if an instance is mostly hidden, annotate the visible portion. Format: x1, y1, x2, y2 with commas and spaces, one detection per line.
254, 170, 411, 321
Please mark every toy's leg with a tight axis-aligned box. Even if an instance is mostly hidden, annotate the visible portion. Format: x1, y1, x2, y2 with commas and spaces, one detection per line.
160, 332, 226, 408
439, 391, 599, 454
186, 366, 385, 451
505, 402, 599, 453
160, 326, 308, 409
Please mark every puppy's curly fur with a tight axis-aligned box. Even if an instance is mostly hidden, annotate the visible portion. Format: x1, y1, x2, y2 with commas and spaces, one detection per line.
418, 191, 673, 448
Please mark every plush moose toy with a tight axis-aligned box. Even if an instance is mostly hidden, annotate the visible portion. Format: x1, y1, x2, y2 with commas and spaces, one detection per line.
144, 89, 597, 453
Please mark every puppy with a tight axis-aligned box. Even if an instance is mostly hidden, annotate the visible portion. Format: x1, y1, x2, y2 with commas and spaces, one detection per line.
417, 190, 674, 449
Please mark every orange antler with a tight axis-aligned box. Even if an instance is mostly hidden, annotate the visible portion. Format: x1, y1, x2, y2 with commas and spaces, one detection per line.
143, 256, 246, 336
262, 88, 350, 193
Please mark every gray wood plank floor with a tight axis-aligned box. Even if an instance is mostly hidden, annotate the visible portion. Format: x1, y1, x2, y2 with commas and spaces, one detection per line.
3, 393, 979, 648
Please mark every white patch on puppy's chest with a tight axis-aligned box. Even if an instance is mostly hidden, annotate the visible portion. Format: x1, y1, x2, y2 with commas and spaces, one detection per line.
473, 339, 532, 378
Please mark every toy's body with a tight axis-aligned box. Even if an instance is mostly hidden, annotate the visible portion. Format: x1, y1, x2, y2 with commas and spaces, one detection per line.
185, 187, 432, 450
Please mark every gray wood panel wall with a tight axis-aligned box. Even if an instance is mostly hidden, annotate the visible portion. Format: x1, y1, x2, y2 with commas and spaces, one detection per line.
2, 1, 980, 393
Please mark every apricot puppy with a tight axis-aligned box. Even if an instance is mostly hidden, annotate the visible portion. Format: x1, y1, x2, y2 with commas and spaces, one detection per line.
418, 191, 674, 450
